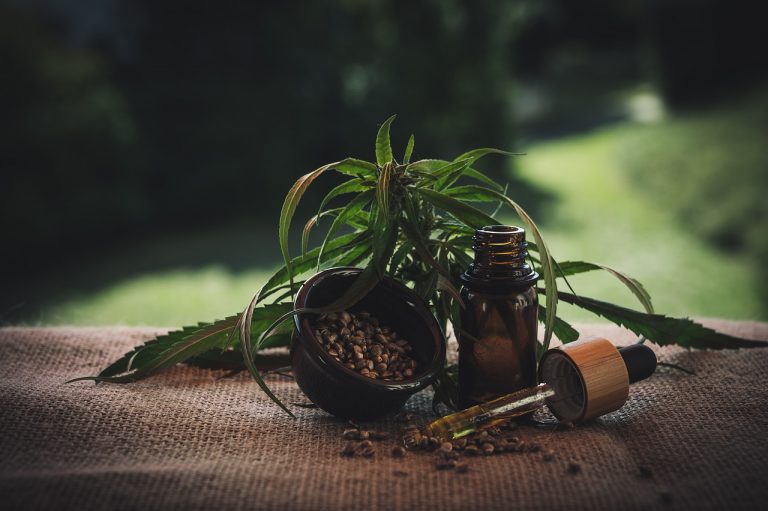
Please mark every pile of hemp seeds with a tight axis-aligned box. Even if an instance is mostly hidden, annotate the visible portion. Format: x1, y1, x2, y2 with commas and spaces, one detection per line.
339, 414, 573, 475
335, 418, 669, 502
313, 310, 418, 381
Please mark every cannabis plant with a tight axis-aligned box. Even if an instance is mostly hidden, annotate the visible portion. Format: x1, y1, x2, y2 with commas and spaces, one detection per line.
73, 116, 763, 415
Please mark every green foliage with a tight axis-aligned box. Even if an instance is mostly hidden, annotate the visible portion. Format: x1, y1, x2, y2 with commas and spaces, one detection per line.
555, 291, 766, 349
80, 117, 764, 415
68, 303, 292, 384
619, 93, 768, 307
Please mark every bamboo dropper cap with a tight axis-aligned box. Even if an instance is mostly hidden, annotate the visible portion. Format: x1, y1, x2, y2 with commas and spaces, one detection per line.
538, 338, 657, 422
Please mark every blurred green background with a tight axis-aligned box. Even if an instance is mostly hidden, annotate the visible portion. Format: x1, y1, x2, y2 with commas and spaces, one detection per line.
1, 0, 766, 326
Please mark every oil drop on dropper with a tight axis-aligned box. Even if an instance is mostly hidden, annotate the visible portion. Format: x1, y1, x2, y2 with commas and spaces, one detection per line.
406, 339, 657, 445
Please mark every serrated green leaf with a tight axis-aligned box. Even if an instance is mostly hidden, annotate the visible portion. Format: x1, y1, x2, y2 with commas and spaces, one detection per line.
317, 189, 374, 269
368, 202, 399, 277
413, 187, 498, 229
556, 291, 766, 349
240, 305, 297, 417
316, 178, 370, 223
345, 209, 370, 230
406, 159, 458, 177
445, 243, 473, 269
333, 158, 378, 178
279, 162, 339, 286
436, 160, 474, 191
186, 348, 247, 370
436, 274, 464, 308
397, 218, 450, 280
415, 268, 439, 301
375, 115, 397, 166
452, 147, 523, 164
538, 306, 580, 344
446, 233, 474, 248
69, 303, 293, 384
489, 183, 509, 218
430, 159, 472, 182
555, 261, 654, 313
389, 241, 413, 274
334, 238, 373, 268
403, 134, 415, 164
301, 208, 341, 256
187, 348, 290, 372
444, 185, 502, 202
463, 167, 504, 191
376, 162, 393, 221
399, 193, 454, 282
409, 159, 503, 191
264, 231, 371, 296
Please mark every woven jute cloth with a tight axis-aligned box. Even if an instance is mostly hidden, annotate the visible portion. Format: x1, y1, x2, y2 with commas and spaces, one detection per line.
1, 320, 767, 511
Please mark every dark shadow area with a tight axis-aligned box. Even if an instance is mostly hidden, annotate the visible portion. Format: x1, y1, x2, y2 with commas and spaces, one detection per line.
1, 0, 766, 322
1, 0, 534, 320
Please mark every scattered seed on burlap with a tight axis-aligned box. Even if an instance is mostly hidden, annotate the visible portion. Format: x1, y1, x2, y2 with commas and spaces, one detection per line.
342, 428, 361, 440
338, 415, 659, 482
340, 441, 357, 457
391, 446, 407, 458
464, 445, 479, 456
313, 310, 418, 381
370, 431, 390, 441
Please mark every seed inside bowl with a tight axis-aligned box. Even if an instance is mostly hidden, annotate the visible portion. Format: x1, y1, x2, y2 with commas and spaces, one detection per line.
313, 310, 418, 381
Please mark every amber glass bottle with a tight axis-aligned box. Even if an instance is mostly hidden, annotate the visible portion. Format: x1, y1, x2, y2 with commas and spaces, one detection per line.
458, 225, 539, 409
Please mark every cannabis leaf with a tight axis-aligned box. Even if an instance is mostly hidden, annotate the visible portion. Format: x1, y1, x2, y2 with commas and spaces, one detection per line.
68, 304, 292, 384
555, 291, 765, 349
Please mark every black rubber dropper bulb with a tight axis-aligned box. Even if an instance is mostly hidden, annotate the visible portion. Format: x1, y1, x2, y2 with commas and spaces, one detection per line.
618, 344, 657, 384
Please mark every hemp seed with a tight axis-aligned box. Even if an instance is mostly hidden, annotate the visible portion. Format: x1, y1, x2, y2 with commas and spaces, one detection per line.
341, 441, 357, 457
464, 445, 480, 456
391, 446, 407, 458
312, 310, 420, 381
567, 461, 581, 474
342, 428, 361, 440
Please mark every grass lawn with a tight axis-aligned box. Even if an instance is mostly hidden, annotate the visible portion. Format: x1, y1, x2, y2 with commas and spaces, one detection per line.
39, 266, 275, 327
37, 114, 766, 327
511, 126, 764, 323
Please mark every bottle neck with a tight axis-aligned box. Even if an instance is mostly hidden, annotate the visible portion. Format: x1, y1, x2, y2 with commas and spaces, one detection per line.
460, 225, 538, 290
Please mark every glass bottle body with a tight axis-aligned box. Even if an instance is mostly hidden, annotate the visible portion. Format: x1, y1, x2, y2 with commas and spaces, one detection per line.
457, 225, 539, 409
458, 284, 538, 408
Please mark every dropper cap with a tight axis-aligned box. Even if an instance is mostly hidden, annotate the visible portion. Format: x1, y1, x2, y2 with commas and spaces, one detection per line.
538, 338, 656, 422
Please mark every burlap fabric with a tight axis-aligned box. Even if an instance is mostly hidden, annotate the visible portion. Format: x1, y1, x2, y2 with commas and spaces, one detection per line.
1, 320, 766, 511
